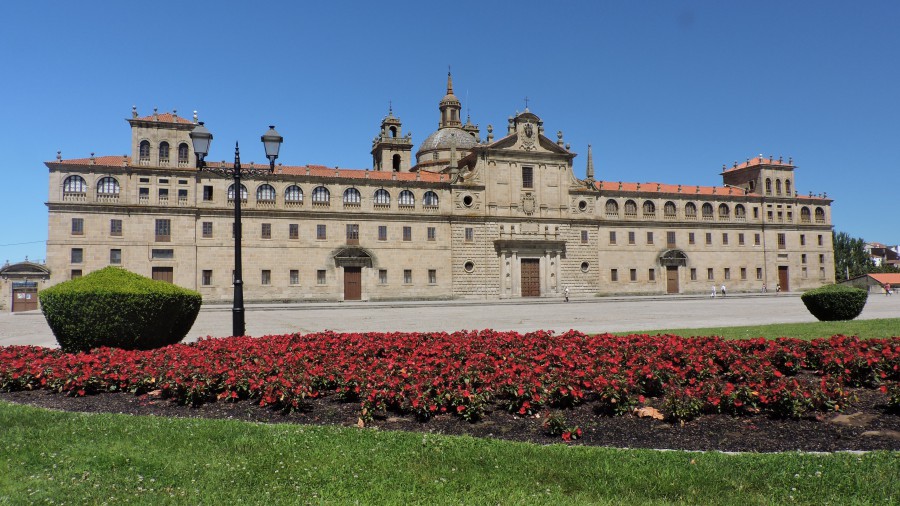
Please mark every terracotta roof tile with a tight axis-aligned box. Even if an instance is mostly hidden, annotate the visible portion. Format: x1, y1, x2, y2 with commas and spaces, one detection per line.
869, 273, 900, 285
135, 113, 194, 125
49, 155, 132, 166
723, 156, 795, 172
594, 180, 754, 196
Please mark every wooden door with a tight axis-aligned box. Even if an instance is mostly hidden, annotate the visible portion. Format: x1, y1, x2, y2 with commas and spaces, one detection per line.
344, 267, 361, 300
778, 266, 789, 292
12, 287, 38, 312
521, 259, 540, 297
151, 267, 174, 283
666, 266, 679, 294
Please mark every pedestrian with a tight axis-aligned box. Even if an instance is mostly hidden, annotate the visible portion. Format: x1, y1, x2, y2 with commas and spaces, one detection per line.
775, 283, 781, 293
564, 286, 569, 302
711, 285, 717, 298
721, 284, 727, 297
886, 283, 892, 296
762, 283, 767, 293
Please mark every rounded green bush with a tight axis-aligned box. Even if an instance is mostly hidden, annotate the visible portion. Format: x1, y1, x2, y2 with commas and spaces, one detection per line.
39, 267, 202, 352
800, 284, 868, 321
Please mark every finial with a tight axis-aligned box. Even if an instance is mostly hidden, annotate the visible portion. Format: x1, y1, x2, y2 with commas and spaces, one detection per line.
733, 160, 737, 168
565, 143, 570, 150
389, 100, 392, 115
788, 156, 793, 164
132, 105, 137, 118
723, 164, 727, 170
778, 155, 783, 163
122, 155, 128, 166
193, 110, 198, 123
524, 96, 530, 111
586, 144, 594, 179
173, 109, 177, 118
56, 150, 61, 161
153, 107, 158, 121
446, 68, 454, 94
90, 152, 95, 165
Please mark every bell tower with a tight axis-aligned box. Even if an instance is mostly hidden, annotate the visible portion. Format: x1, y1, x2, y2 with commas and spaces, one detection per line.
371, 104, 413, 172
438, 71, 462, 129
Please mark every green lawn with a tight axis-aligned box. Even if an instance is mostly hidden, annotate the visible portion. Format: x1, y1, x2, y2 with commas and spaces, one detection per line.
0, 402, 897, 505
617, 317, 900, 341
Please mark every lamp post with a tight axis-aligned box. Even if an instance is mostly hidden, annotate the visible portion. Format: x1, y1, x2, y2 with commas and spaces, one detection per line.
190, 122, 283, 337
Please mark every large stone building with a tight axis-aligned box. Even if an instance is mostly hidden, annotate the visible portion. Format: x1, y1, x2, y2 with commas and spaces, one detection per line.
43, 74, 835, 302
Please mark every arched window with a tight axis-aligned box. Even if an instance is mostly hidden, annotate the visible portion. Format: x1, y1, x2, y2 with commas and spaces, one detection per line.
97, 176, 120, 195
735, 204, 746, 220
775, 179, 782, 196
374, 189, 391, 206
701, 203, 714, 220
389, 126, 398, 138
257, 184, 276, 202
642, 200, 656, 217
815, 207, 825, 223
392, 154, 401, 171
765, 178, 772, 195
398, 190, 415, 207
684, 202, 697, 219
718, 203, 730, 219
343, 187, 361, 205
664, 201, 677, 218
178, 143, 189, 164
312, 186, 330, 204
63, 175, 87, 194
159, 142, 170, 163
605, 199, 619, 216
624, 199, 637, 217
423, 191, 439, 207
801, 207, 811, 223
748, 180, 756, 192
228, 184, 248, 201
139, 140, 151, 161
785, 179, 792, 196
285, 185, 303, 202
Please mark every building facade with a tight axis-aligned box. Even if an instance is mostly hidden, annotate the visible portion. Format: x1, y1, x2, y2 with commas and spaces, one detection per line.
44, 76, 835, 302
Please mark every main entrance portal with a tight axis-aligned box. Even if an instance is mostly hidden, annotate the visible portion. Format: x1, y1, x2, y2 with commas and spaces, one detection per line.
343, 267, 361, 300
666, 266, 679, 294
521, 259, 540, 297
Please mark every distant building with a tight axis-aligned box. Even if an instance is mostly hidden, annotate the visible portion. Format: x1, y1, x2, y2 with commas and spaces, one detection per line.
840, 273, 900, 294
43, 75, 836, 302
865, 242, 900, 268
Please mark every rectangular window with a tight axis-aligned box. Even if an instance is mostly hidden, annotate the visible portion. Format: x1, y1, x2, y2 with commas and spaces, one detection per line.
777, 233, 786, 250
819, 254, 825, 264
741, 267, 747, 280
261, 270, 271, 285
688, 232, 695, 245
628, 231, 635, 245
403, 269, 412, 284
151, 249, 174, 259
347, 224, 359, 245
159, 188, 169, 199
139, 187, 150, 198
428, 269, 437, 284
738, 233, 745, 246
465, 227, 474, 242
722, 233, 728, 245
820, 267, 826, 279
667, 231, 676, 248
609, 231, 617, 245
202, 270, 212, 286
522, 166, 534, 189
753, 207, 759, 219
290, 269, 299, 285
159, 178, 169, 185
202, 222, 213, 238
707, 268, 714, 280
582, 230, 589, 244
203, 186, 214, 201
71, 248, 83, 264
610, 269, 618, 282
802, 267, 808, 279
178, 189, 188, 200
724, 267, 731, 280
403, 226, 412, 242
71, 269, 82, 279
754, 233, 761, 246
800, 234, 806, 246
378, 225, 388, 241
289, 224, 299, 240
379, 269, 388, 284
317, 224, 326, 240
757, 267, 763, 280
767, 210, 774, 221
110, 219, 122, 237
72, 218, 84, 235
317, 270, 326, 285
705, 233, 712, 245
690, 268, 697, 281
109, 249, 121, 265
818, 235, 824, 246
155, 219, 171, 242
261, 223, 271, 239
648, 269, 656, 282
427, 227, 436, 241
646, 231, 653, 245
630, 269, 637, 282
801, 254, 807, 264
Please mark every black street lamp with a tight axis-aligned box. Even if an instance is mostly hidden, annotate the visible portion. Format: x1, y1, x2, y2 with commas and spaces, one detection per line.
190, 122, 283, 337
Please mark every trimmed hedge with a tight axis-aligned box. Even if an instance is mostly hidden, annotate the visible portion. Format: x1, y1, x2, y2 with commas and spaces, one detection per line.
800, 284, 868, 322
39, 267, 201, 352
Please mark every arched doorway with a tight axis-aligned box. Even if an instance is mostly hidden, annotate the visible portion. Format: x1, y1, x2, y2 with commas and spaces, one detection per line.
658, 249, 688, 294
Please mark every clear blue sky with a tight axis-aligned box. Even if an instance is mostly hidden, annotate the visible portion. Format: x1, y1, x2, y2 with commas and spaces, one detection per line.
2, 1, 898, 264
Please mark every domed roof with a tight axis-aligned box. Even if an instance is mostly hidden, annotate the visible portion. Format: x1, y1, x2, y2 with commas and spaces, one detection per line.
417, 127, 478, 155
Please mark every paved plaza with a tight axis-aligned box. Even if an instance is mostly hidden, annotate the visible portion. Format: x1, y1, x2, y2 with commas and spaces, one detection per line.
1, 293, 897, 348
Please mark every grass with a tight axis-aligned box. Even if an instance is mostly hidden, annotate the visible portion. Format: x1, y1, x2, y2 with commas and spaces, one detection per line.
1, 402, 898, 505
617, 318, 900, 341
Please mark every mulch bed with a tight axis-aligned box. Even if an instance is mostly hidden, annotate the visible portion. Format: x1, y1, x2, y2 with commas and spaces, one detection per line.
3, 388, 898, 452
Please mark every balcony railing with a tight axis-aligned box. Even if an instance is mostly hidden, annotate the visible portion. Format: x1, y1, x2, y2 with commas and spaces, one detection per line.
96, 194, 119, 203
62, 192, 87, 202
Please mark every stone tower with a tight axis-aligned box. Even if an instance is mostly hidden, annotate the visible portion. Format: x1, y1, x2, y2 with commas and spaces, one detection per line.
371, 105, 413, 172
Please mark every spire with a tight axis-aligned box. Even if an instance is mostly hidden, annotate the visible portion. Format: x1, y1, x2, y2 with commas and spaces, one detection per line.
447, 68, 454, 95
586, 144, 594, 179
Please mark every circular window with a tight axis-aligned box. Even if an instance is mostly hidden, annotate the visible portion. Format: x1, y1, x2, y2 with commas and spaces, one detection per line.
581, 262, 590, 272
463, 195, 474, 207
578, 200, 587, 211
464, 261, 475, 273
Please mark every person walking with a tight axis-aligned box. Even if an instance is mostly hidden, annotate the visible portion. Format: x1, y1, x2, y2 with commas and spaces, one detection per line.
564, 286, 570, 302
721, 284, 727, 297
886, 283, 892, 296
711, 284, 717, 298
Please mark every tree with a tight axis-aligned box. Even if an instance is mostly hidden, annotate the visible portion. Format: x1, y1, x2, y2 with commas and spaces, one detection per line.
832, 231, 874, 281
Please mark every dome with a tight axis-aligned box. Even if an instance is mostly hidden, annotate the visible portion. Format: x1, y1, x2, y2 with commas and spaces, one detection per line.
417, 127, 477, 155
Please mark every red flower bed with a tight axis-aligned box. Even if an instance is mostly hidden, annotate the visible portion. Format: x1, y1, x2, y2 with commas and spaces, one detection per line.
1, 331, 898, 422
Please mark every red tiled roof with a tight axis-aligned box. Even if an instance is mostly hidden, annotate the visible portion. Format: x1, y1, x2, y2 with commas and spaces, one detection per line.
49, 155, 132, 166
723, 156, 794, 172
869, 273, 900, 286
135, 113, 194, 125
594, 180, 754, 196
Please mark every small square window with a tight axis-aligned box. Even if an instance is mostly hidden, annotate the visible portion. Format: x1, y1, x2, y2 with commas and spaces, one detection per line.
403, 226, 412, 242
379, 269, 388, 284
71, 248, 83, 264
428, 269, 437, 284
262, 223, 271, 239
404, 269, 412, 284
261, 270, 271, 285
289, 224, 299, 240
427, 227, 436, 241
378, 225, 388, 241
178, 189, 188, 199
159, 188, 169, 198
317, 224, 327, 240
71, 218, 84, 235
202, 270, 212, 286
110, 249, 121, 265
317, 270, 326, 285
202, 222, 213, 238
110, 219, 122, 237
71, 269, 82, 279
290, 269, 299, 285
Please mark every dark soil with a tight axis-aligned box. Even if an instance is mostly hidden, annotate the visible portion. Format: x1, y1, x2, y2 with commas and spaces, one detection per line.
3, 389, 899, 452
